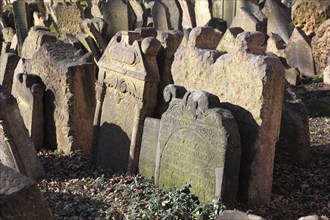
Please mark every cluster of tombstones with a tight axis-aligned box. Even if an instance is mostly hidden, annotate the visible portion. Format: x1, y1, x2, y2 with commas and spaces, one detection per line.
0, 0, 329, 218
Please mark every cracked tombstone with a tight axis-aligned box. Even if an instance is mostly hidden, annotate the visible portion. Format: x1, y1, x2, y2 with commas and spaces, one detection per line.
171, 28, 285, 206
91, 30, 161, 173
25, 42, 96, 155
152, 85, 241, 208
0, 85, 44, 179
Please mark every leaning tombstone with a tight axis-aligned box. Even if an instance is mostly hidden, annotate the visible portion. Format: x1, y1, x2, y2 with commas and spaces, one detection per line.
153, 85, 241, 208
172, 28, 285, 206
0, 52, 20, 92
12, 73, 45, 150
0, 164, 53, 219
25, 42, 96, 155
194, 0, 211, 26
91, 30, 161, 173
285, 27, 316, 77
0, 85, 44, 179
178, 0, 195, 29
312, 19, 330, 74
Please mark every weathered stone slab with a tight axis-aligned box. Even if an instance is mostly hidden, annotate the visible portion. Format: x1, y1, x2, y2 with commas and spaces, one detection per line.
312, 19, 330, 73
292, 0, 330, 36
91, 30, 161, 173
0, 164, 53, 219
194, 0, 211, 26
285, 27, 316, 77
266, 33, 286, 58
262, 0, 292, 43
13, 0, 32, 55
324, 65, 330, 85
1, 27, 15, 43
172, 29, 285, 206
129, 0, 145, 28
54, 2, 84, 37
216, 27, 244, 52
138, 117, 160, 177
178, 0, 195, 29
102, 0, 136, 41
154, 85, 241, 208
153, 0, 182, 30
76, 32, 102, 61
0, 85, 44, 179
21, 26, 57, 60
0, 52, 20, 92
12, 73, 45, 150
25, 42, 96, 154
188, 26, 222, 50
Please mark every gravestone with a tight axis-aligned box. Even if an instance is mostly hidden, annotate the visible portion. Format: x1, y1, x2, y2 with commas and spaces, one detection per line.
262, 0, 292, 43
0, 85, 44, 179
21, 26, 57, 60
194, 0, 211, 26
324, 65, 330, 85
153, 85, 241, 208
76, 32, 102, 61
188, 26, 222, 50
80, 19, 107, 52
266, 33, 286, 58
153, 0, 182, 30
91, 30, 161, 173
13, 0, 32, 55
102, 0, 136, 41
172, 28, 285, 206
0, 52, 20, 92
312, 19, 330, 73
285, 27, 315, 77
178, 0, 195, 29
0, 164, 53, 219
54, 2, 84, 37
25, 42, 96, 154
12, 73, 45, 150
216, 27, 244, 52
129, 0, 145, 28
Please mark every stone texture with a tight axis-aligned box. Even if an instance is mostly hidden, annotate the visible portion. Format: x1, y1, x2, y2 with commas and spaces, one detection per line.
266, 33, 286, 58
25, 42, 96, 155
0, 52, 20, 92
194, 0, 211, 26
138, 117, 160, 177
21, 26, 57, 60
0, 164, 53, 220
91, 30, 161, 173
277, 84, 310, 166
323, 65, 330, 85
188, 26, 222, 50
0, 85, 44, 179
311, 19, 330, 73
171, 29, 286, 206
54, 2, 84, 38
217, 210, 265, 220
154, 85, 241, 208
298, 215, 323, 220
285, 27, 316, 77
12, 73, 45, 150
1, 27, 15, 43
76, 32, 102, 61
292, 0, 330, 36
216, 27, 244, 52
262, 0, 292, 43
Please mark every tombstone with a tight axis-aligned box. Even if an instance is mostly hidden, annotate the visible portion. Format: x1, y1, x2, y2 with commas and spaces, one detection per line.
230, 7, 267, 36
312, 19, 330, 73
178, 0, 195, 29
212, 0, 259, 26
0, 52, 20, 92
91, 30, 161, 173
194, 0, 211, 26
102, 0, 136, 41
216, 27, 244, 52
76, 32, 102, 61
0, 164, 53, 219
21, 26, 57, 60
153, 0, 182, 30
206, 17, 227, 34
277, 84, 310, 166
188, 26, 222, 50
1, 27, 15, 44
262, 0, 292, 43
153, 30, 183, 118
285, 27, 315, 77
129, 0, 145, 28
13, 0, 32, 55
25, 42, 96, 154
54, 2, 84, 38
151, 85, 241, 208
171, 28, 285, 206
324, 65, 330, 85
12, 73, 45, 150
80, 19, 107, 52
0, 85, 44, 179
266, 33, 286, 58
292, 0, 330, 36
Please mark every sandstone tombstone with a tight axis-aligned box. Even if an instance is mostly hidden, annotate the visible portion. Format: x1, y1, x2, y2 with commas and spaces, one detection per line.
102, 0, 136, 41
312, 19, 330, 73
153, 85, 241, 208
178, 0, 195, 29
172, 29, 285, 206
194, 0, 211, 26
91, 30, 161, 173
285, 27, 316, 77
0, 52, 20, 92
25, 42, 96, 154
262, 0, 292, 43
0, 164, 53, 220
0, 85, 44, 179
12, 73, 45, 150
323, 65, 330, 85
216, 27, 244, 52
153, 0, 182, 30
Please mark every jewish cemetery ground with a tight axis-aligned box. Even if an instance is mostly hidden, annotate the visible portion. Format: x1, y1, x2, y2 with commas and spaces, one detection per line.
0, 0, 329, 219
